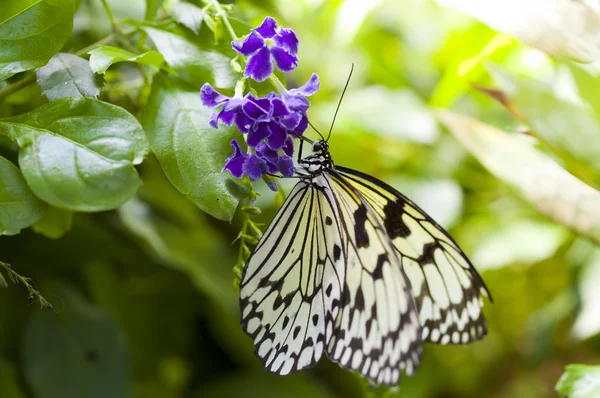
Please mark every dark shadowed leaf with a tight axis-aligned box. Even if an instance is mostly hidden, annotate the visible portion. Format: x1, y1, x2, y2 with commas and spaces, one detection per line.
36, 53, 104, 100
142, 73, 248, 221
141, 25, 236, 89
88, 45, 175, 74
22, 285, 131, 398
438, 0, 600, 62
31, 206, 73, 239
0, 358, 25, 398
436, 109, 600, 244
488, 65, 600, 174
171, 2, 204, 34
0, 98, 148, 211
556, 364, 600, 398
0, 0, 78, 80
0, 155, 46, 235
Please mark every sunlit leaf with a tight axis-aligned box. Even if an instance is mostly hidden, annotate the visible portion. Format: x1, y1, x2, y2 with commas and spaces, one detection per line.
31, 206, 73, 239
572, 249, 600, 340
0, 98, 148, 211
171, 2, 204, 34
141, 24, 236, 89
436, 110, 600, 244
88, 45, 175, 75
438, 0, 600, 62
0, 155, 46, 235
556, 365, 600, 398
36, 53, 104, 100
0, 0, 78, 80
568, 63, 600, 113
22, 285, 131, 398
488, 65, 600, 174
142, 73, 248, 221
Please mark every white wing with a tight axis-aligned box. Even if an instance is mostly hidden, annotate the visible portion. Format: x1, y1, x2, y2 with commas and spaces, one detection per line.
240, 176, 345, 375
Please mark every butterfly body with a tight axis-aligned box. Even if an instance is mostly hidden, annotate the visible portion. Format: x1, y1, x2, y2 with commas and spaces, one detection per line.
240, 140, 491, 385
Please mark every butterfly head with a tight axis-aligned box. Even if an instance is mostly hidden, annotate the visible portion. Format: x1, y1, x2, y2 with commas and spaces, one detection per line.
312, 140, 329, 154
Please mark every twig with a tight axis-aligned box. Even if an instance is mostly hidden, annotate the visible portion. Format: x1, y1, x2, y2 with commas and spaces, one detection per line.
0, 261, 55, 312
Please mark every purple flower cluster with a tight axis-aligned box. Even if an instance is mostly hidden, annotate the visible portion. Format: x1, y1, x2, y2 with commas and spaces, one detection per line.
201, 17, 319, 185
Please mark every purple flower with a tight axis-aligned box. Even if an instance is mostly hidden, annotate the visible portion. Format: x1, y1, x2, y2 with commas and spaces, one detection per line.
223, 140, 266, 181
201, 84, 252, 133
257, 137, 294, 176
232, 17, 299, 82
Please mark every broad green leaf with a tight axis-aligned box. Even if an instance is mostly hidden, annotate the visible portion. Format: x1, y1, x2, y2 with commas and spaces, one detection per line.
88, 45, 175, 75
436, 110, 600, 244
568, 63, 600, 113
22, 285, 131, 398
489, 65, 600, 174
438, 0, 600, 62
142, 74, 247, 221
171, 2, 204, 34
556, 365, 600, 398
36, 53, 104, 100
142, 25, 236, 89
32, 206, 73, 239
0, 358, 25, 398
0, 0, 78, 80
0, 97, 148, 211
0, 155, 46, 235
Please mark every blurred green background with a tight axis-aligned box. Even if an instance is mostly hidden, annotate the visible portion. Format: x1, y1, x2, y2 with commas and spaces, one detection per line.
1, 0, 600, 397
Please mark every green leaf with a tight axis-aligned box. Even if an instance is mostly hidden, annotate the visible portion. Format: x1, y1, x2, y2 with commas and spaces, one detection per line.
0, 357, 26, 398
171, 2, 204, 34
438, 0, 600, 62
88, 45, 175, 75
568, 63, 600, 114
556, 365, 600, 398
142, 73, 248, 221
0, 97, 148, 211
0, 155, 46, 235
36, 53, 104, 100
141, 25, 236, 89
489, 65, 600, 175
22, 285, 131, 398
436, 110, 600, 245
31, 206, 73, 239
0, 0, 78, 80
145, 0, 164, 20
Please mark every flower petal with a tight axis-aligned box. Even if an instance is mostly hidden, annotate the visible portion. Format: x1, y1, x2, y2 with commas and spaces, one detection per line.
217, 108, 235, 126
271, 47, 298, 72
282, 136, 295, 156
294, 113, 308, 135
271, 97, 291, 118
277, 154, 294, 177
283, 94, 309, 112
244, 47, 273, 82
209, 112, 219, 128
266, 179, 278, 191
243, 95, 271, 121
234, 112, 252, 133
275, 27, 299, 55
254, 17, 278, 38
200, 83, 229, 107
280, 112, 301, 130
223, 140, 247, 178
243, 154, 266, 180
231, 31, 264, 56
266, 120, 288, 150
247, 122, 271, 147
289, 73, 320, 96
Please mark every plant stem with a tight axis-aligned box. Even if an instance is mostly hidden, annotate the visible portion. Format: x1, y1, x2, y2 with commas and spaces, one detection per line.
211, 0, 238, 41
0, 261, 55, 312
0, 74, 36, 102
100, 0, 118, 32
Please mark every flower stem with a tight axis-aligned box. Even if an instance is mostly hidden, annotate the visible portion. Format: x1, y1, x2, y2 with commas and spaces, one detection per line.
210, 0, 238, 41
0, 261, 55, 312
100, 0, 118, 32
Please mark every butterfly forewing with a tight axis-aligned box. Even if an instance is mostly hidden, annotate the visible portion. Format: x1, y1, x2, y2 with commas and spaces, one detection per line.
336, 166, 491, 345
240, 177, 346, 375
323, 173, 422, 386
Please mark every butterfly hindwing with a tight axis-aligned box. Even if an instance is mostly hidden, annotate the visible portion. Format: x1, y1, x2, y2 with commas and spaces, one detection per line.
324, 172, 422, 386
240, 176, 346, 375
336, 166, 491, 345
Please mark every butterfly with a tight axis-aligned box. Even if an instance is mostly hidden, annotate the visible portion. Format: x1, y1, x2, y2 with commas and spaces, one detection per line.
238, 74, 492, 386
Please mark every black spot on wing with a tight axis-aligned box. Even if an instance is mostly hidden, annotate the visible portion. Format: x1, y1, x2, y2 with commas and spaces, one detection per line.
383, 200, 411, 239
325, 216, 333, 226
333, 244, 341, 262
353, 205, 370, 248
312, 314, 319, 326
355, 288, 365, 311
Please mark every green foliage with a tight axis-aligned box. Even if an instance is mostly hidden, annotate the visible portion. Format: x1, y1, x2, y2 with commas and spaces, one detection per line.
556, 365, 600, 398
1, 0, 599, 397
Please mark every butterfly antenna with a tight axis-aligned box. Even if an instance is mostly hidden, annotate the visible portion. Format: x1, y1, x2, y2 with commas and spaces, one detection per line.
308, 120, 325, 141
327, 63, 354, 142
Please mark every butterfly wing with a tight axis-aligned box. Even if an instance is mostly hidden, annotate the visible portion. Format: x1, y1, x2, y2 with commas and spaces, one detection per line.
336, 166, 491, 345
324, 171, 422, 386
240, 176, 346, 375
